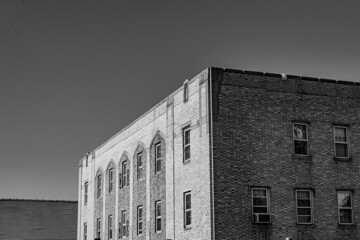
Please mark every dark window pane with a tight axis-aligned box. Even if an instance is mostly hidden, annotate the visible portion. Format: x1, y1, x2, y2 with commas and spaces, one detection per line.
298, 208, 311, 215
253, 198, 267, 206
156, 218, 161, 231
294, 140, 308, 155
186, 211, 191, 225
340, 209, 352, 223
184, 146, 190, 160
253, 207, 268, 213
297, 199, 311, 207
336, 143, 348, 157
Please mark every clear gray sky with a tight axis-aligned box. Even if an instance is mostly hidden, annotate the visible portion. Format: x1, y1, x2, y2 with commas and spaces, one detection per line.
0, 0, 359, 201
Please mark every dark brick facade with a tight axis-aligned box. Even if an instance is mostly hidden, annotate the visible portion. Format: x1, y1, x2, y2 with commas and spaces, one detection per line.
0, 199, 77, 240
211, 68, 360, 240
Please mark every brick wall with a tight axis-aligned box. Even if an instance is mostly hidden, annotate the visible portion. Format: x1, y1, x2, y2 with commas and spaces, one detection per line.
211, 68, 360, 240
0, 199, 77, 240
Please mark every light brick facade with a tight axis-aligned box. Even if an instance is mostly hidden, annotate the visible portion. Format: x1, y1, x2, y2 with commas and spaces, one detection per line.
78, 67, 360, 240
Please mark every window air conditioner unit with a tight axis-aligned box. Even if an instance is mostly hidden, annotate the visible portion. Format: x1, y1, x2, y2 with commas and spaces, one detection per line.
253, 213, 271, 223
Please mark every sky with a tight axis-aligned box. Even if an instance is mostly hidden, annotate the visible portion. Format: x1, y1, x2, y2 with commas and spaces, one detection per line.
0, 0, 359, 201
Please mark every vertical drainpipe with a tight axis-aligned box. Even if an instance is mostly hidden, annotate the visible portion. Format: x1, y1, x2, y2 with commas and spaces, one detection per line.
209, 68, 215, 240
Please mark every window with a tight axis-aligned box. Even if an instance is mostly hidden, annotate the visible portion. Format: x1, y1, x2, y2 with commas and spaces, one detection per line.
97, 174, 102, 199
84, 181, 88, 204
96, 218, 101, 239
155, 200, 162, 232
109, 168, 114, 193
108, 215, 113, 240
137, 206, 143, 235
121, 161, 129, 188
338, 191, 353, 224
155, 143, 162, 173
120, 211, 128, 238
293, 123, 309, 155
84, 222, 87, 240
137, 152, 143, 181
183, 126, 191, 162
334, 126, 349, 158
184, 82, 189, 102
184, 191, 191, 228
296, 190, 313, 224
251, 188, 271, 223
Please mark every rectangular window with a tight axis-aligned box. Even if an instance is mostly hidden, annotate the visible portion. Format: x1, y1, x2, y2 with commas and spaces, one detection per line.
155, 200, 162, 232
293, 123, 309, 155
96, 218, 101, 239
334, 126, 349, 158
183, 126, 191, 162
108, 215, 113, 240
84, 222, 87, 240
184, 191, 191, 228
120, 211, 128, 238
109, 168, 114, 193
137, 152, 143, 181
184, 82, 189, 102
338, 191, 353, 224
122, 161, 129, 188
252, 188, 271, 223
97, 174, 102, 199
155, 143, 162, 173
84, 181, 88, 204
296, 190, 313, 224
137, 206, 143, 235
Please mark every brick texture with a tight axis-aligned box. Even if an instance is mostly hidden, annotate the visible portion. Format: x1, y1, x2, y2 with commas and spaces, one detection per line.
212, 68, 360, 240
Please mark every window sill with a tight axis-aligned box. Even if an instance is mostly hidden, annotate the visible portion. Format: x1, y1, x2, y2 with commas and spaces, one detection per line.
292, 154, 312, 161
183, 160, 191, 165
334, 157, 352, 161
184, 226, 192, 230
338, 223, 356, 228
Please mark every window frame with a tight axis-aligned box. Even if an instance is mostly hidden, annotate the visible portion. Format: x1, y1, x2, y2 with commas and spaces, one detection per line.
137, 152, 143, 181
293, 123, 309, 156
96, 218, 101, 239
337, 190, 353, 225
108, 215, 113, 240
97, 174, 102, 199
84, 181, 88, 205
334, 126, 349, 159
137, 206, 143, 235
155, 200, 162, 233
121, 210, 127, 238
108, 168, 114, 193
184, 82, 189, 102
251, 187, 270, 217
295, 189, 313, 225
121, 161, 129, 188
183, 126, 191, 163
183, 191, 191, 228
155, 142, 162, 174
84, 222, 87, 240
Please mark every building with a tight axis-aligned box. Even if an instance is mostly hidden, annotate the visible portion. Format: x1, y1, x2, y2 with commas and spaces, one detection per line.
0, 198, 77, 240
78, 67, 360, 240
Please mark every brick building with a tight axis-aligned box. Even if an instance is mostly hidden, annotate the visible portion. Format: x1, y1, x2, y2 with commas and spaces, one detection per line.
78, 67, 360, 240
0, 199, 77, 240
